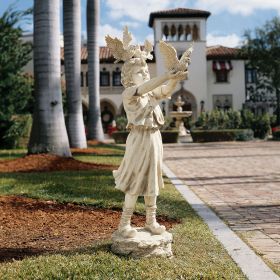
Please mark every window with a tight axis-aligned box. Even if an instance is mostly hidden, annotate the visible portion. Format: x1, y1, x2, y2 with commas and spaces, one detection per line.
113, 68, 122, 86
100, 68, 110, 86
80, 72, 84, 87
86, 72, 88, 87
213, 95, 233, 111
245, 68, 257, 84
212, 61, 232, 83
216, 70, 228, 83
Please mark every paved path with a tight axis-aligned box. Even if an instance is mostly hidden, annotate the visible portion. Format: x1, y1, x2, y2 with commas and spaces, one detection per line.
163, 141, 280, 274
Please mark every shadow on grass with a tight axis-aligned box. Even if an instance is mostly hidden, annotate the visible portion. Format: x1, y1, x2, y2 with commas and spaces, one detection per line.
73, 153, 124, 158
88, 143, 125, 151
0, 242, 112, 263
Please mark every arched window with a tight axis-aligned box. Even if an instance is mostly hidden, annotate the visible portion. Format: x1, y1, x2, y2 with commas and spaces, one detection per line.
185, 25, 192, 41
163, 25, 169, 40
113, 67, 122, 86
100, 67, 110, 86
80, 72, 84, 87
192, 24, 199, 41
178, 25, 184, 41
171, 24, 176, 41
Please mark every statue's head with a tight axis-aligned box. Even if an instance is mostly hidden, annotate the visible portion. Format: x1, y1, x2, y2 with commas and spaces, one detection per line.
121, 58, 150, 88
105, 26, 153, 87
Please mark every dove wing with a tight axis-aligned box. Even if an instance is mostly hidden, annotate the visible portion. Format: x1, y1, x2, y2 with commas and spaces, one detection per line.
159, 40, 179, 71
105, 35, 125, 62
179, 44, 194, 64
122, 26, 132, 50
144, 40, 153, 53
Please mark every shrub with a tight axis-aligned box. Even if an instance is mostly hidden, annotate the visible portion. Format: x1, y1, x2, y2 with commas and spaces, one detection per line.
3, 114, 32, 148
240, 109, 255, 129
226, 109, 241, 129
115, 116, 127, 131
252, 113, 271, 139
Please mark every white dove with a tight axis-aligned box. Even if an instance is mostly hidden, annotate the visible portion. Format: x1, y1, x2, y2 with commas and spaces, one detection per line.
159, 40, 193, 73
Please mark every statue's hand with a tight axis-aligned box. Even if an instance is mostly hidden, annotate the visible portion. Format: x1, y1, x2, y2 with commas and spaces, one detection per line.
168, 70, 188, 81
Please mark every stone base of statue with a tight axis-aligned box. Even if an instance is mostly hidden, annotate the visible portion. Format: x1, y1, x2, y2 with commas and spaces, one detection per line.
111, 227, 173, 258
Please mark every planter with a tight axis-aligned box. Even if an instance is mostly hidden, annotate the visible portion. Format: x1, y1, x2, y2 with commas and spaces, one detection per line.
272, 129, 280, 140
111, 131, 129, 144
112, 130, 179, 144
190, 129, 254, 143
161, 130, 179, 143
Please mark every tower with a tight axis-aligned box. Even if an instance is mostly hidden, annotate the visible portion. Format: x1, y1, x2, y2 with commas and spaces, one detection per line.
148, 8, 211, 118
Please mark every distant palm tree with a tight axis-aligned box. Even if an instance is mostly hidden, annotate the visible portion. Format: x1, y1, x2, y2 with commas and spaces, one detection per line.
28, 0, 71, 157
86, 0, 104, 140
63, 0, 87, 148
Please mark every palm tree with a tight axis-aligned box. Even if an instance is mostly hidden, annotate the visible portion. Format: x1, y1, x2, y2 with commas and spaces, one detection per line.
28, 0, 71, 157
63, 0, 87, 148
86, 0, 104, 140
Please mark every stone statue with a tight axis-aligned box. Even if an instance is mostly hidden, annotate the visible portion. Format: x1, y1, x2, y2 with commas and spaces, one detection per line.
106, 27, 192, 256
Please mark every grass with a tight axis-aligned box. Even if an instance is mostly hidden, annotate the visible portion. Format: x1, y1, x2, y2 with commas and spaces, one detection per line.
0, 145, 246, 279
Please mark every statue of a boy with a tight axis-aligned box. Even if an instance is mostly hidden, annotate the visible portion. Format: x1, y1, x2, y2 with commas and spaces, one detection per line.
106, 27, 192, 238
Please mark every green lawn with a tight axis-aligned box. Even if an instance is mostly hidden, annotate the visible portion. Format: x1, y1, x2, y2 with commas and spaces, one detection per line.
0, 145, 246, 279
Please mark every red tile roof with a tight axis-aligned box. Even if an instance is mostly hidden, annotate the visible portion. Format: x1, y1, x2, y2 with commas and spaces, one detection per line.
61, 46, 155, 64
149, 8, 211, 27
206, 45, 244, 59
61, 45, 244, 64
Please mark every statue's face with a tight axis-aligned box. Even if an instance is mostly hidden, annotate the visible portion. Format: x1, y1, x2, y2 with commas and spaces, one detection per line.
131, 64, 150, 86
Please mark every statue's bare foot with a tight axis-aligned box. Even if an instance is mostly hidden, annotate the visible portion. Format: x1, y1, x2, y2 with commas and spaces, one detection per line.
145, 222, 166, 235
118, 225, 137, 238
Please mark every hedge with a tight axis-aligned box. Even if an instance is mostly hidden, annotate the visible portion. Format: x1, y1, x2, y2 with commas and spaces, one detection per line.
190, 129, 254, 143
112, 130, 179, 144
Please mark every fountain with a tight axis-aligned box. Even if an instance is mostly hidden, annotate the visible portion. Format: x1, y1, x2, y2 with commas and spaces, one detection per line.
170, 95, 192, 137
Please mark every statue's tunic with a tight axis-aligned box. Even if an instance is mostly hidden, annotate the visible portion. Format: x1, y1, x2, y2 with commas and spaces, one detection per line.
113, 85, 166, 196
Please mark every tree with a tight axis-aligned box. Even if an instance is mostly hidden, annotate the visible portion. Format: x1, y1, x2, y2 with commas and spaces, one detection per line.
242, 17, 280, 125
28, 0, 71, 157
0, 7, 33, 147
63, 0, 87, 148
86, 0, 104, 140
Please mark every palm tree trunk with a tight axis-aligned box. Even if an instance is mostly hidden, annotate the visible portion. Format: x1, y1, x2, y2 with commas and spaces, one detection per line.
63, 0, 87, 148
28, 0, 71, 157
86, 0, 104, 140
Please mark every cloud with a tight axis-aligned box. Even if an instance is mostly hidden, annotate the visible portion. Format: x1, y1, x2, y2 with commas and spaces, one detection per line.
119, 21, 140, 29
206, 33, 241, 47
145, 33, 155, 44
97, 24, 140, 46
195, 0, 280, 15
104, 0, 188, 22
98, 24, 123, 46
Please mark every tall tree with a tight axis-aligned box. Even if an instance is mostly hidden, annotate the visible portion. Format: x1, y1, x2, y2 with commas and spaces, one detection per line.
63, 0, 87, 148
28, 0, 71, 156
0, 7, 33, 147
242, 17, 280, 125
86, 0, 104, 140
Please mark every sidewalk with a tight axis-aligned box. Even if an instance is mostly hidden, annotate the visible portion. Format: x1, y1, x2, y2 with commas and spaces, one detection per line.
163, 141, 280, 276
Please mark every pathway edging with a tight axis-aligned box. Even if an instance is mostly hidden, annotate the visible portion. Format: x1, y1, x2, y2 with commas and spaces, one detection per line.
163, 163, 279, 280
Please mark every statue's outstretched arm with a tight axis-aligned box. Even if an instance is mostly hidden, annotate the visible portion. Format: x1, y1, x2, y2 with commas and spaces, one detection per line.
136, 71, 187, 96
153, 71, 188, 99
136, 73, 170, 96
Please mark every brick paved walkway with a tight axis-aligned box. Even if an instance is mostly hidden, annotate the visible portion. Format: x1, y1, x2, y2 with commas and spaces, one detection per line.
163, 141, 280, 272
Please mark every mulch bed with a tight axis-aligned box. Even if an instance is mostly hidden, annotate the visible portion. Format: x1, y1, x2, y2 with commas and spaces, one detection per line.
0, 196, 179, 262
0, 154, 115, 173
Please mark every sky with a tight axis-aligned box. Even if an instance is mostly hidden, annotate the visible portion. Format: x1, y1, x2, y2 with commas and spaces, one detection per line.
0, 0, 279, 47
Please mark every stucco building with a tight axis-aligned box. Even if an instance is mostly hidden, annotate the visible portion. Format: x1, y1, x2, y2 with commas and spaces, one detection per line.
25, 8, 263, 131
75, 8, 249, 131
